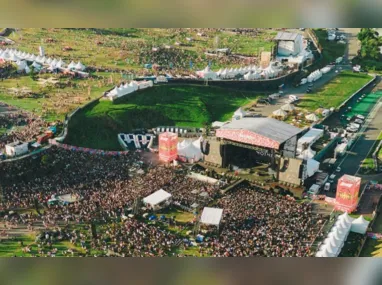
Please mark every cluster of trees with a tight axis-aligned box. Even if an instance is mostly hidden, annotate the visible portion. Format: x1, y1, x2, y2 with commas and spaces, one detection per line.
357, 28, 382, 60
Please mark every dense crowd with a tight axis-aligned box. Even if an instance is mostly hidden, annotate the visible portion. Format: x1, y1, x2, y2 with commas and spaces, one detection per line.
0, 103, 48, 149
0, 146, 321, 257
199, 186, 322, 257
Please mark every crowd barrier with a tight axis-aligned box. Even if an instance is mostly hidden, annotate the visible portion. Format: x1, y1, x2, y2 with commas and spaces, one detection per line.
49, 139, 129, 156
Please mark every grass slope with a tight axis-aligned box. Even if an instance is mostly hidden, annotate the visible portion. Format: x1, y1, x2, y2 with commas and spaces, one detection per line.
297, 71, 373, 111
314, 29, 347, 64
66, 84, 262, 150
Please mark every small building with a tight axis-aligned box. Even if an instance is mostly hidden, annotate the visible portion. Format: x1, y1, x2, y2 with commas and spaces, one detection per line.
5, 141, 29, 157
143, 189, 172, 211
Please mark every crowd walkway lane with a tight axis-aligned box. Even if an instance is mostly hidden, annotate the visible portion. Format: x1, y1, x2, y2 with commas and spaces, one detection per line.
336, 99, 382, 177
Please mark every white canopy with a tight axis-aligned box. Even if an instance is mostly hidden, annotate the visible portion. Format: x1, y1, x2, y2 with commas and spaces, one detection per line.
351, 215, 370, 234
75, 61, 86, 71
200, 207, 223, 226
143, 189, 172, 207
306, 159, 320, 177
68, 61, 76, 69
233, 107, 246, 119
338, 212, 355, 225
281, 103, 295, 112
272, 109, 287, 117
305, 113, 319, 122
177, 139, 202, 162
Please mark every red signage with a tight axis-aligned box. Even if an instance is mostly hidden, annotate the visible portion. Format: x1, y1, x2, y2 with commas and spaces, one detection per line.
335, 175, 361, 213
216, 129, 280, 149
159, 132, 178, 162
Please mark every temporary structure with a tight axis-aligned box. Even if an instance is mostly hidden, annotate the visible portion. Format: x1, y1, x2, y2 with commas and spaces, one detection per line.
305, 113, 319, 122
177, 139, 202, 162
143, 189, 172, 210
68, 61, 76, 69
350, 215, 370, 234
75, 61, 86, 71
281, 103, 295, 112
272, 109, 287, 118
232, 107, 246, 120
200, 207, 223, 226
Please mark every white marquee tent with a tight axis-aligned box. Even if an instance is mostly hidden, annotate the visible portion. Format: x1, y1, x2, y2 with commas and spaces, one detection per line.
200, 207, 223, 226
350, 215, 370, 234
143, 189, 172, 210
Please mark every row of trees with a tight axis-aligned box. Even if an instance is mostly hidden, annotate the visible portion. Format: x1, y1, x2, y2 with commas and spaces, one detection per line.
357, 28, 382, 60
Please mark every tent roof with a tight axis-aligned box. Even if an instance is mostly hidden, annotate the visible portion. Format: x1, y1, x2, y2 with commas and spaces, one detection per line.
298, 128, 324, 145
200, 207, 223, 226
217, 117, 302, 146
274, 32, 300, 41
143, 189, 172, 206
306, 113, 319, 121
281, 103, 295, 111
272, 109, 287, 117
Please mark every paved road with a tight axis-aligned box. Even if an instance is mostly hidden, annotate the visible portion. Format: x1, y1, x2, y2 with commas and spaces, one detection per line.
336, 95, 382, 179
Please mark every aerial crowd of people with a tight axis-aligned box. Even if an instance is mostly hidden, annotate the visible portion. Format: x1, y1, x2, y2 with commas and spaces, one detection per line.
0, 145, 321, 257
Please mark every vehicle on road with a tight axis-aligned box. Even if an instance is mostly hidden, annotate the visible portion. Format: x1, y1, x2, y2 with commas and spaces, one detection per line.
324, 183, 331, 191
306, 88, 312, 93
335, 167, 341, 173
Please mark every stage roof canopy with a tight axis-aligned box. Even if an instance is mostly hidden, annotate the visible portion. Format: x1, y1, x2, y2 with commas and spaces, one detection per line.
274, 32, 300, 41
216, 117, 302, 150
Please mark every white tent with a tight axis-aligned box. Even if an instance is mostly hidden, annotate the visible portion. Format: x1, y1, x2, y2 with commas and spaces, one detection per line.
31, 61, 42, 70
306, 159, 320, 177
75, 61, 86, 71
68, 61, 76, 69
281, 103, 295, 112
200, 207, 223, 226
16, 60, 27, 72
315, 247, 333, 257
338, 212, 355, 225
351, 215, 370, 234
232, 107, 246, 120
143, 189, 172, 209
272, 109, 287, 117
177, 140, 202, 162
305, 113, 319, 122
56, 59, 65, 68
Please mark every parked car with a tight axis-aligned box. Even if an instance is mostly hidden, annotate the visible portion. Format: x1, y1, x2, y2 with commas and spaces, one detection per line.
335, 167, 341, 173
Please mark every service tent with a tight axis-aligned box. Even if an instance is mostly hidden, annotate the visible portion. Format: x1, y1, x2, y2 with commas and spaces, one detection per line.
232, 107, 246, 120
338, 212, 355, 225
68, 61, 76, 69
272, 109, 287, 118
143, 189, 172, 209
200, 207, 223, 226
351, 215, 370, 234
177, 140, 202, 162
305, 113, 319, 122
75, 61, 86, 71
306, 159, 320, 177
281, 103, 295, 112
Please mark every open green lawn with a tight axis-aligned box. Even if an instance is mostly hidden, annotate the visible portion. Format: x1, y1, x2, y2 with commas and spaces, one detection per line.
7, 29, 275, 71
65, 84, 262, 150
297, 71, 373, 111
0, 75, 114, 122
314, 29, 347, 64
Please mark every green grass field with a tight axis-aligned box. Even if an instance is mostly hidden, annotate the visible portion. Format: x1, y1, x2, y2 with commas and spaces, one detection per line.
7, 29, 275, 71
65, 84, 262, 150
0, 75, 115, 122
297, 71, 373, 111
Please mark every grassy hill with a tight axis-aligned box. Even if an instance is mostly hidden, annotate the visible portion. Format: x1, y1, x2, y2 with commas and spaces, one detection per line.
65, 84, 262, 150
